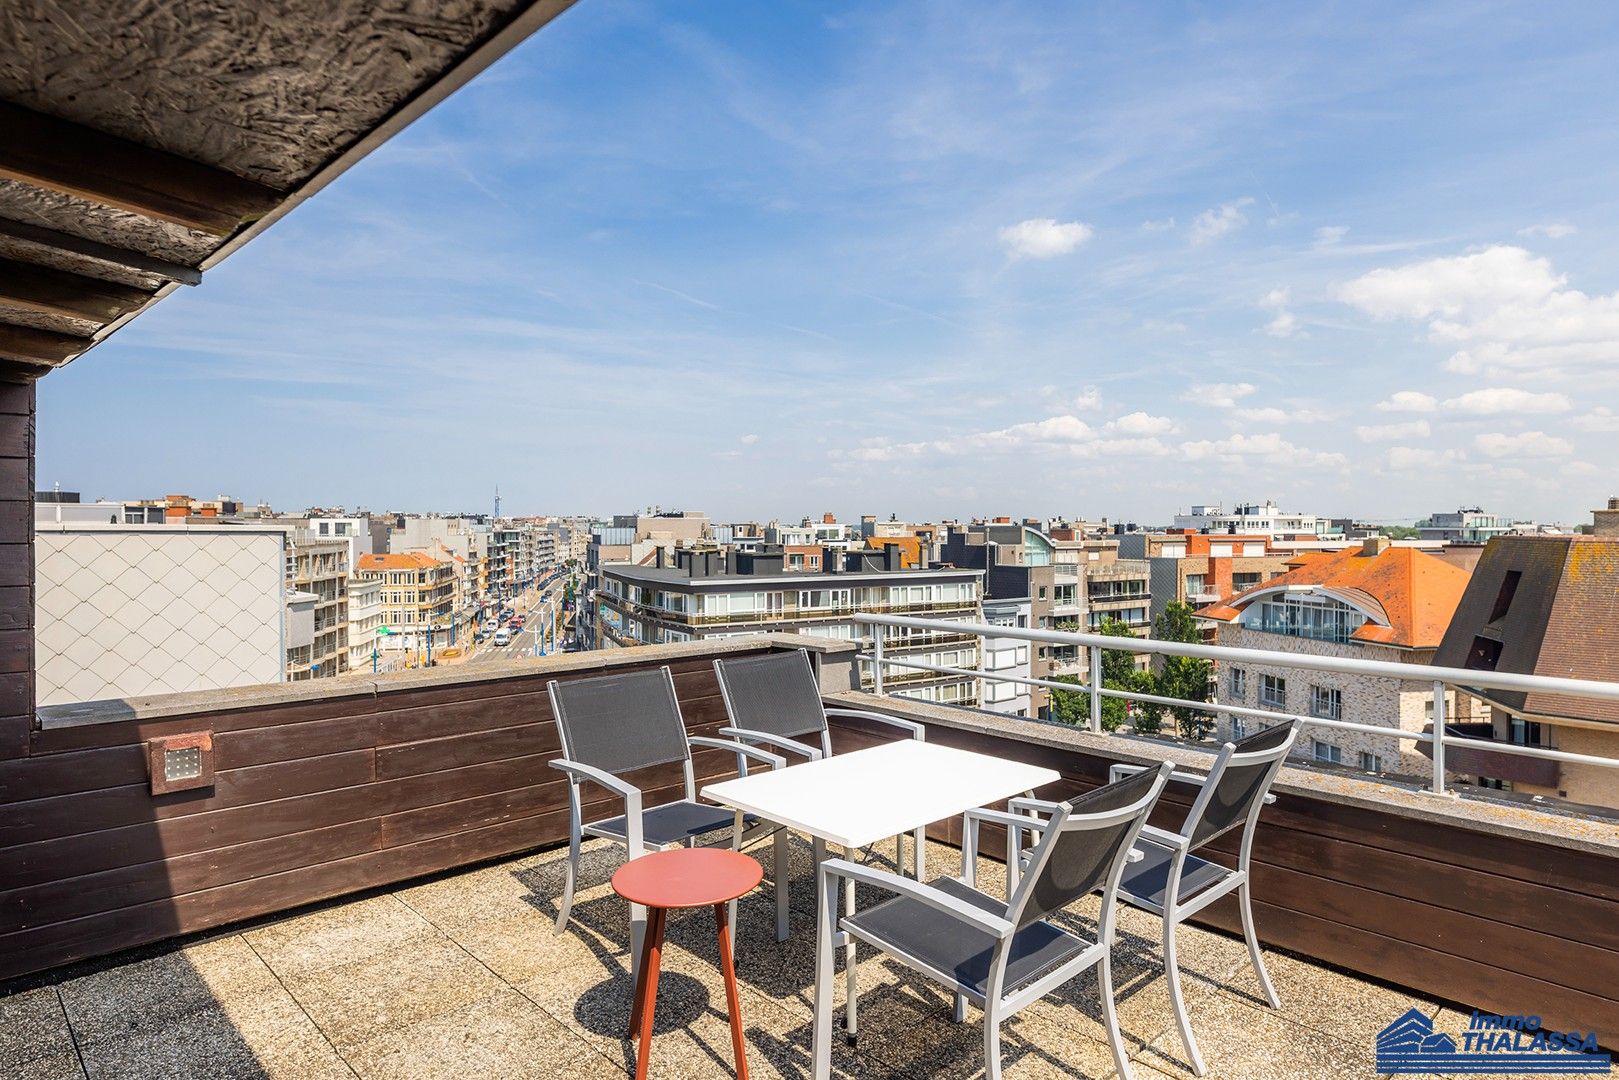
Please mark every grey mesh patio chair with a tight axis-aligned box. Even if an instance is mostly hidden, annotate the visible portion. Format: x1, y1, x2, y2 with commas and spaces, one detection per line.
1006, 720, 1300, 1076
714, 647, 928, 938
547, 667, 786, 978
811, 762, 1173, 1080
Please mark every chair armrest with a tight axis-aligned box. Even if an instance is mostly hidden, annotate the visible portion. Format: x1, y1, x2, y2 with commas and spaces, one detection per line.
549, 758, 640, 801
962, 805, 1053, 895
823, 708, 925, 741
818, 857, 1012, 938
964, 806, 1053, 832
1007, 796, 1061, 818
717, 726, 823, 761
688, 736, 787, 776
1138, 823, 1191, 850
1127, 847, 1146, 863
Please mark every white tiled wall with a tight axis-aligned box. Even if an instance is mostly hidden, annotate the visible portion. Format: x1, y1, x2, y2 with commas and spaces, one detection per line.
36, 527, 286, 706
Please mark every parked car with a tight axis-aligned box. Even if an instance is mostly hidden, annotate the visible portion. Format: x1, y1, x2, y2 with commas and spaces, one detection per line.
493, 628, 511, 647
484, 619, 498, 634
509, 616, 524, 631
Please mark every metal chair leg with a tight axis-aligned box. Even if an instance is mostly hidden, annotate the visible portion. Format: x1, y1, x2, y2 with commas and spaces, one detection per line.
1162, 919, 1207, 1076
554, 834, 580, 934
774, 829, 790, 942
983, 1014, 1004, 1080
1239, 879, 1280, 1008
1099, 953, 1135, 1080
843, 875, 858, 1042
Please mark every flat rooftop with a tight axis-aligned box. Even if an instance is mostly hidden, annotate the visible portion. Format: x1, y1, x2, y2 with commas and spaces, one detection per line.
2, 837, 1444, 1080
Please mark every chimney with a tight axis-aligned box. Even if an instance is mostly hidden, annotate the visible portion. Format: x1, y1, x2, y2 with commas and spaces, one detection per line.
1593, 498, 1619, 538
1361, 535, 1392, 556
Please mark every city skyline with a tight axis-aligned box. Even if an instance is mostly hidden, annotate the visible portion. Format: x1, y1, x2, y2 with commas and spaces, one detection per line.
36, 0, 1619, 521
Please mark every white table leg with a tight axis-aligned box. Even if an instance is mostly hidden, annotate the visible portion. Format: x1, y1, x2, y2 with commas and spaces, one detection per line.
843, 873, 857, 1041
728, 809, 744, 946
774, 829, 790, 941
914, 825, 926, 881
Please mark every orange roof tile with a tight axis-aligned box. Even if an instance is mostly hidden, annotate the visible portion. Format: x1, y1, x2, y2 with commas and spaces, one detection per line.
1198, 544, 1471, 649
358, 551, 445, 571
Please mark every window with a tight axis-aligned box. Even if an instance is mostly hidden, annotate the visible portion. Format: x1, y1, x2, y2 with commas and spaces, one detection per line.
1228, 667, 1247, 698
1313, 740, 1343, 765
1252, 595, 1366, 643
1309, 685, 1342, 721
1259, 674, 1286, 709
1489, 570, 1522, 623
1232, 571, 1264, 591
1358, 751, 1383, 774
1185, 573, 1206, 596
1231, 716, 1248, 739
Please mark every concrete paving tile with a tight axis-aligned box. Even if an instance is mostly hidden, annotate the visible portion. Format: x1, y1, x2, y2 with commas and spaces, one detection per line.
11, 1052, 87, 1080
243, 896, 432, 983
343, 988, 597, 1080
281, 932, 504, 1053
77, 986, 350, 1080
57, 935, 281, 1045
394, 862, 555, 937
1135, 999, 1373, 1080
1218, 949, 1443, 1051
0, 987, 75, 1073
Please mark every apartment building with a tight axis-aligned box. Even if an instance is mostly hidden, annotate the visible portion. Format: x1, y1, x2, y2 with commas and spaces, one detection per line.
346, 576, 386, 673
1119, 530, 1296, 626
1084, 559, 1152, 632
285, 531, 349, 679
1431, 501, 1619, 809
1173, 501, 1327, 538
1201, 536, 1473, 778
940, 523, 1055, 716
357, 552, 456, 656
598, 545, 985, 706
1418, 508, 1519, 544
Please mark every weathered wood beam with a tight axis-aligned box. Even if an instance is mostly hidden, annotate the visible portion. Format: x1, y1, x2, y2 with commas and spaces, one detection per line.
0, 323, 89, 367
0, 257, 152, 324
0, 103, 281, 237
0, 218, 201, 286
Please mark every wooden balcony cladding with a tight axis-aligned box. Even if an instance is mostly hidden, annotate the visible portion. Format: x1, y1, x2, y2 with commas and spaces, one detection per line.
0, 644, 773, 982
825, 708, 1619, 1048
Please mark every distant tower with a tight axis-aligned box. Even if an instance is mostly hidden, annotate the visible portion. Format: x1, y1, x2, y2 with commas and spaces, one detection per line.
494, 485, 501, 521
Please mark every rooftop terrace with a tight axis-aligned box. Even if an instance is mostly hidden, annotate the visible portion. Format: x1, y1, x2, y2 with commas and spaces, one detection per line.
1, 834, 1441, 1080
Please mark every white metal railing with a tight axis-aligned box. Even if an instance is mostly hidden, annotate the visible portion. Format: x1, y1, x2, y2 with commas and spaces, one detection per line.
854, 612, 1619, 800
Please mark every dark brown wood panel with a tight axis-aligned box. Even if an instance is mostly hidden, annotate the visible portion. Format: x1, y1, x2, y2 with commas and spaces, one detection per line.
213, 714, 380, 771
29, 693, 378, 754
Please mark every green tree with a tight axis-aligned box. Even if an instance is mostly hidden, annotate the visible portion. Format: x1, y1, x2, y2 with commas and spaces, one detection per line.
1152, 601, 1214, 739
1379, 525, 1419, 540
1049, 617, 1162, 733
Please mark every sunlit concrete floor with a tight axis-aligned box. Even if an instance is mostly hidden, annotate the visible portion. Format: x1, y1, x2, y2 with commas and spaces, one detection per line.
0, 836, 1447, 1079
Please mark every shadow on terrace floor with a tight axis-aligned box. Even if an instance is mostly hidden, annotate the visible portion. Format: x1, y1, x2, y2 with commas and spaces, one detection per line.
0, 836, 1446, 1079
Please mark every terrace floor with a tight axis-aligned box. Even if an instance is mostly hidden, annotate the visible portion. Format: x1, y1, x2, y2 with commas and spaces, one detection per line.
1, 837, 1448, 1080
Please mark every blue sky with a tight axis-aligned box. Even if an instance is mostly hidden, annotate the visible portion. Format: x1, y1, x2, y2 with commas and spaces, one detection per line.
37, 0, 1619, 524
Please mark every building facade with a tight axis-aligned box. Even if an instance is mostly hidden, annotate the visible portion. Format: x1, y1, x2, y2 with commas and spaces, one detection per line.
285, 531, 349, 680
1172, 501, 1327, 538
1432, 502, 1619, 809
598, 546, 986, 706
1201, 537, 1473, 778
357, 552, 456, 658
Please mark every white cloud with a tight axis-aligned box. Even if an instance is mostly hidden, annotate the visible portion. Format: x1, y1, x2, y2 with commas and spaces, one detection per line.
1387, 446, 1463, 469
739, 433, 759, 445
1474, 430, 1574, 458
1518, 223, 1577, 239
1260, 288, 1289, 309
1375, 391, 1439, 413
1183, 382, 1256, 408
1263, 311, 1299, 338
1141, 217, 1176, 232
1106, 411, 1178, 436
1041, 384, 1102, 411
1440, 387, 1571, 415
999, 218, 1095, 259
1233, 404, 1334, 424
1357, 420, 1432, 442
1179, 432, 1346, 469
1189, 198, 1253, 245
1571, 407, 1619, 432
1339, 245, 1619, 380
1314, 225, 1349, 246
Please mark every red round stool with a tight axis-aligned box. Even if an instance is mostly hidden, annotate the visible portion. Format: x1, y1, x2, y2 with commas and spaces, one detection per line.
612, 847, 763, 1080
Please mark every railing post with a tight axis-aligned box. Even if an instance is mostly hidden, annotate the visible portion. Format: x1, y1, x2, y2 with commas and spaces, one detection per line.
1088, 644, 1103, 733
872, 630, 885, 695
1430, 679, 1446, 796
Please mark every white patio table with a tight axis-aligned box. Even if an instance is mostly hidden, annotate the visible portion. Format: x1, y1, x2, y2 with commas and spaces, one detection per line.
701, 738, 1060, 1038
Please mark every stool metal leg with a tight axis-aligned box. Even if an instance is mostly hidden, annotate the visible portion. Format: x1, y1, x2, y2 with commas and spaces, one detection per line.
630, 907, 667, 1080
714, 902, 751, 1080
